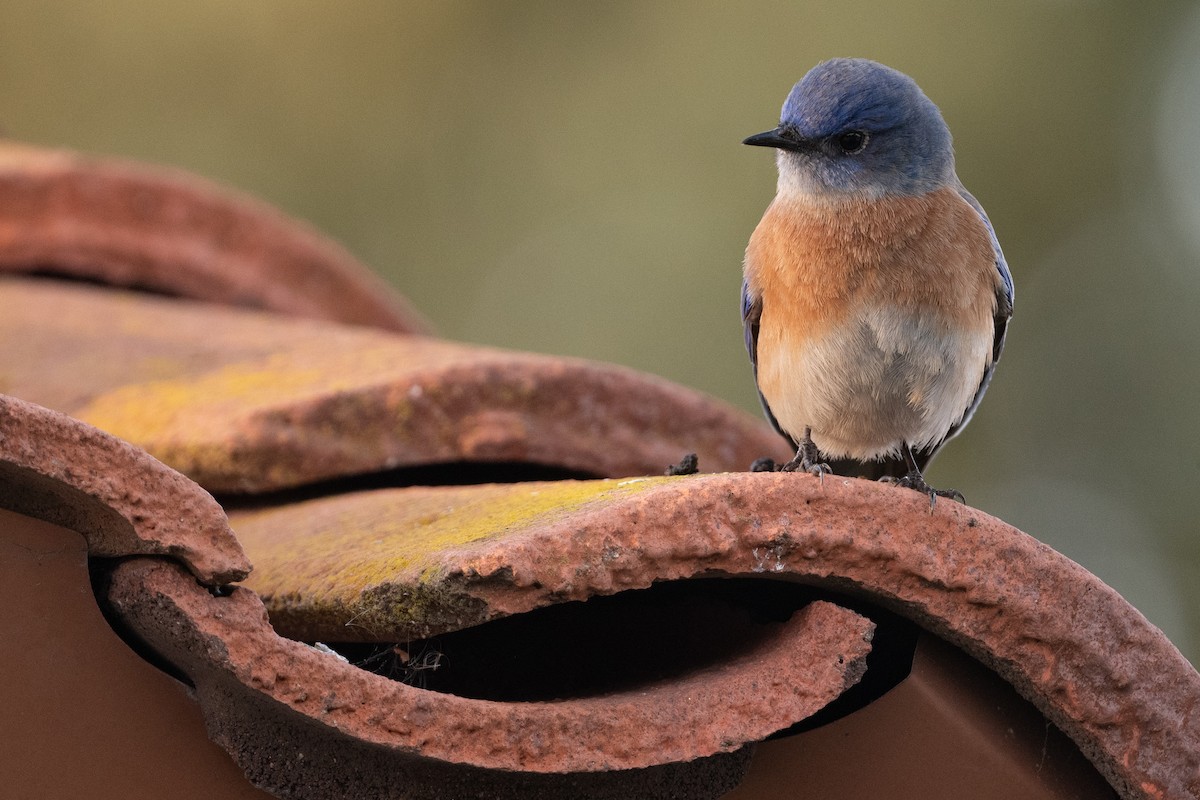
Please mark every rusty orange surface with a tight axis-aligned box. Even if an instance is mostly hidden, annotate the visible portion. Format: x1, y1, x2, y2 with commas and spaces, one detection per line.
227, 471, 1197, 800
231, 477, 677, 639
0, 510, 272, 799
0, 393, 247, 584
726, 633, 1117, 800
0, 141, 428, 333
108, 557, 873, 781
0, 277, 790, 492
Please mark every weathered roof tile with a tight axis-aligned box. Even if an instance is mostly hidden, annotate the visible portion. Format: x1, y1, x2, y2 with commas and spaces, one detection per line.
228, 472, 1199, 800
0, 141, 428, 332
106, 556, 873, 797
1, 278, 788, 492
0, 508, 274, 799
2, 143, 1195, 800
0, 393, 248, 583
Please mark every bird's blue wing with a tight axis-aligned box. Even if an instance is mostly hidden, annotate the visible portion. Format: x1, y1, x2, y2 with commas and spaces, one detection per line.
959, 186, 1014, 332
741, 277, 759, 368
742, 278, 797, 450
931, 186, 1013, 456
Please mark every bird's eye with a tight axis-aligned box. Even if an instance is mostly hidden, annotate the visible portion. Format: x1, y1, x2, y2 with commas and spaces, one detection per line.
836, 130, 869, 154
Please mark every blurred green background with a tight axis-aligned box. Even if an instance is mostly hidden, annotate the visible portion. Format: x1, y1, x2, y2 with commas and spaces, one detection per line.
2, 1, 1197, 662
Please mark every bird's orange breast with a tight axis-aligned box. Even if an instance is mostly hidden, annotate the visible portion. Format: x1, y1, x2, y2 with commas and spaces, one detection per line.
743, 186, 1003, 459
744, 186, 1000, 341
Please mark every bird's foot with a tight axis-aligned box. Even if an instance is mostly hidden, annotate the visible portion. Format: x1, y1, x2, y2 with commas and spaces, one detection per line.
880, 472, 964, 509
749, 457, 778, 472
778, 430, 831, 480
780, 455, 831, 479
782, 455, 830, 482
780, 451, 831, 480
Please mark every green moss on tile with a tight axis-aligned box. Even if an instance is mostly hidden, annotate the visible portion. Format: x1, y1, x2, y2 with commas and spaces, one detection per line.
230, 477, 674, 640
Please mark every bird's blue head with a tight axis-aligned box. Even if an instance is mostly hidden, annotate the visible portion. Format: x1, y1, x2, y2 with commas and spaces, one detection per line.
744, 58, 955, 198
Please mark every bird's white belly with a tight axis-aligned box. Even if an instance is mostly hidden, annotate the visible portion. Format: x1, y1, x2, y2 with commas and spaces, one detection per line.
759, 305, 992, 460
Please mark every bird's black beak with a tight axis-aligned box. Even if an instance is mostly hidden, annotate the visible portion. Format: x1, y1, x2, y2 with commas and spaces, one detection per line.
743, 126, 807, 152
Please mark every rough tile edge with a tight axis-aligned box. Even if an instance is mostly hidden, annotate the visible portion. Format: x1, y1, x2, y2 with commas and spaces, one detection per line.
0, 140, 430, 333
105, 556, 874, 781
229, 472, 1198, 800
3, 276, 791, 492
71, 339, 791, 493
201, 669, 755, 800
436, 472, 1198, 800
229, 479, 677, 641
0, 393, 249, 584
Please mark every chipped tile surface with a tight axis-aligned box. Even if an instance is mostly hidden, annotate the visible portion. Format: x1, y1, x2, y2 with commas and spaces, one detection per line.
0, 278, 789, 491
0, 141, 428, 332
107, 557, 873, 791
229, 472, 1198, 800
0, 393, 248, 584
230, 478, 671, 639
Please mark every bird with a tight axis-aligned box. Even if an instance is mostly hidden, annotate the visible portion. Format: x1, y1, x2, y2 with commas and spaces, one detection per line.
740, 58, 1013, 504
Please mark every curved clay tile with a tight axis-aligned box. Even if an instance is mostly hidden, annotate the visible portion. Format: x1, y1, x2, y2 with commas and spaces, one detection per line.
0, 141, 428, 333
106, 556, 873, 798
226, 473, 1198, 800
0, 393, 248, 584
0, 278, 790, 492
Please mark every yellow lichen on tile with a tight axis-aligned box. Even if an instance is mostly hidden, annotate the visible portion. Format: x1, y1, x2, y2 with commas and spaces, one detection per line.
228, 476, 677, 639
76, 359, 326, 442
71, 338, 508, 478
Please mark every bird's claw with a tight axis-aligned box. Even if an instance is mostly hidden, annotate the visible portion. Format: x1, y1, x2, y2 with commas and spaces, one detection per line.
881, 472, 964, 509
778, 429, 831, 482
780, 455, 831, 481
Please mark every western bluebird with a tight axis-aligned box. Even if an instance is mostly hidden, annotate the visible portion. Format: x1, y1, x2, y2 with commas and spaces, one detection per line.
741, 58, 1013, 504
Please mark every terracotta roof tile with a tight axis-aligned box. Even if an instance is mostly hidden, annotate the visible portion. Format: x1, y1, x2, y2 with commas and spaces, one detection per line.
224, 470, 1199, 800
0, 393, 248, 583
0, 508, 274, 799
725, 632, 1120, 799
0, 277, 788, 492
0, 141, 428, 333
106, 556, 873, 796
2, 144, 1195, 800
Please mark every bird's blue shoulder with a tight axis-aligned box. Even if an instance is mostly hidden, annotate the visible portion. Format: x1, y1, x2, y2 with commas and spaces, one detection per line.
957, 185, 1013, 314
